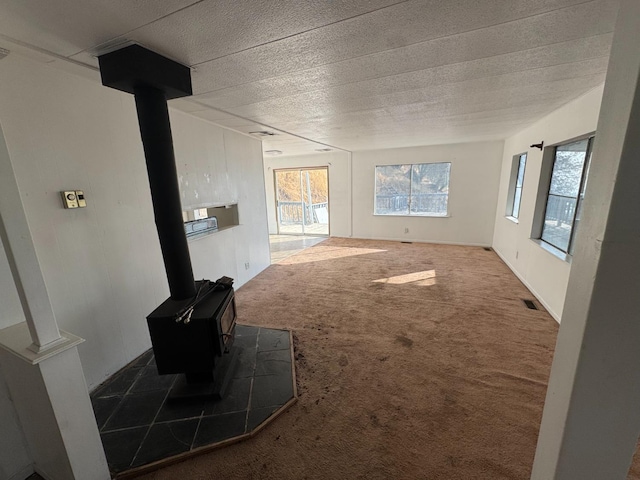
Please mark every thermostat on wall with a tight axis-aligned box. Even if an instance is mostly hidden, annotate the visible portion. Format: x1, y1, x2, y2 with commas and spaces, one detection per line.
61, 190, 87, 209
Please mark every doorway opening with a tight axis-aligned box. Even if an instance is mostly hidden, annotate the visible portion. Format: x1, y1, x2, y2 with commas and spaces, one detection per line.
274, 167, 329, 236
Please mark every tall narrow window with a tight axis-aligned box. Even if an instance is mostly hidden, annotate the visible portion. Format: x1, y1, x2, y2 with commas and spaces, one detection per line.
375, 162, 451, 216
506, 153, 527, 219
540, 137, 594, 254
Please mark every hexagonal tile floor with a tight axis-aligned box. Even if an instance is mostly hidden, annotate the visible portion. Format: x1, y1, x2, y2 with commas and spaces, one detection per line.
90, 325, 296, 478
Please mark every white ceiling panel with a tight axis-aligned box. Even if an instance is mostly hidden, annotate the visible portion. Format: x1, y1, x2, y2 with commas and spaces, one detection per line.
192, 0, 617, 92
188, 109, 246, 123
167, 98, 210, 113
212, 74, 606, 131
0, 0, 200, 57
198, 34, 612, 109
289, 105, 580, 138
115, 0, 403, 66
212, 60, 608, 122
270, 83, 604, 144
0, 0, 621, 155
66, 0, 403, 69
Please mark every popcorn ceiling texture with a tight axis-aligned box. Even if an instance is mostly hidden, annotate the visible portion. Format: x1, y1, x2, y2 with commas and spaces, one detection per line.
0, 1, 619, 155
138, 237, 640, 479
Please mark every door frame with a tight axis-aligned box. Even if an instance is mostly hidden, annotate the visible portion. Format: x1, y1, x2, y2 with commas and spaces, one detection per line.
273, 166, 330, 236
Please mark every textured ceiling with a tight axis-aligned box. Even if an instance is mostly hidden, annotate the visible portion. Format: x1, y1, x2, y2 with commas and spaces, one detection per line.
0, 0, 620, 156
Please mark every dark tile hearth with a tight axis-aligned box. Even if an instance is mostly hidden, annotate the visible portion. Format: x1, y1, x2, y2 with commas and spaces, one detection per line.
90, 325, 295, 476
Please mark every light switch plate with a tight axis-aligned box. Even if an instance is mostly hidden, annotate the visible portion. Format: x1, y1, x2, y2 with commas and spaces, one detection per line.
75, 190, 86, 208
61, 191, 79, 209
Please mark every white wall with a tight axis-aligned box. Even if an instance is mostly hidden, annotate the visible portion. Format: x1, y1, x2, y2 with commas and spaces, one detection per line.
175, 117, 271, 287
492, 86, 604, 321
351, 141, 504, 245
0, 53, 270, 391
263, 151, 352, 237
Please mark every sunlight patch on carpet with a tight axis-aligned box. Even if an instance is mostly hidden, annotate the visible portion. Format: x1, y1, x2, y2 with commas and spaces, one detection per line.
373, 269, 437, 286
279, 246, 387, 265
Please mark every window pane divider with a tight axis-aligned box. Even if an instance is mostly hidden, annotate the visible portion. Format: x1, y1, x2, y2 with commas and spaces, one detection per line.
546, 193, 580, 200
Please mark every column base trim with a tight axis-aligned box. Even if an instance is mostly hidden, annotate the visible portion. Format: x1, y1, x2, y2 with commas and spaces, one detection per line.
0, 322, 84, 365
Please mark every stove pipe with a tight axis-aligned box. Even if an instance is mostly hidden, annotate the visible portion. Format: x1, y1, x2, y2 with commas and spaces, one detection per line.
134, 87, 195, 299
98, 45, 196, 300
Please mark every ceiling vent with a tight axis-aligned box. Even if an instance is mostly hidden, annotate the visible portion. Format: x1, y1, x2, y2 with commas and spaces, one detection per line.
0, 48, 9, 60
249, 130, 277, 137
315, 148, 332, 152
265, 150, 283, 155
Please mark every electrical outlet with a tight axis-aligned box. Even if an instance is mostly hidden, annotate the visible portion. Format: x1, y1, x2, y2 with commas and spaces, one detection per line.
404, 227, 409, 234
244, 262, 250, 270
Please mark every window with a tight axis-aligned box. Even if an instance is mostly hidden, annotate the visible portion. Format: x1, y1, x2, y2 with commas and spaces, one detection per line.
375, 162, 451, 216
540, 137, 594, 254
506, 153, 527, 219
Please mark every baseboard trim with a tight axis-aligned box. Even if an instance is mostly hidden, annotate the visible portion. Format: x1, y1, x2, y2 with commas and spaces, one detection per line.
493, 248, 562, 324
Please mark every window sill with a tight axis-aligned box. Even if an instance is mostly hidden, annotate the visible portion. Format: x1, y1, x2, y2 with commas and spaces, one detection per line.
530, 239, 572, 263
505, 216, 519, 224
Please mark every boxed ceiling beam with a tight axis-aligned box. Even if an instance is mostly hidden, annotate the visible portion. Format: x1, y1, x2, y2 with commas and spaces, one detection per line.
98, 44, 192, 100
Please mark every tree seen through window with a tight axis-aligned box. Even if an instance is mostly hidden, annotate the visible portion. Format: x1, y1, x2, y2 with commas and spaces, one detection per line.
375, 162, 450, 216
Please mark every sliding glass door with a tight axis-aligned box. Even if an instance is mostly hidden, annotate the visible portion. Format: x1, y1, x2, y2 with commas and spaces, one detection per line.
274, 167, 329, 236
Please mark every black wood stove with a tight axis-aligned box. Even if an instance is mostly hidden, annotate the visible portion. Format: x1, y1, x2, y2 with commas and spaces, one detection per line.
98, 45, 238, 399
147, 278, 238, 398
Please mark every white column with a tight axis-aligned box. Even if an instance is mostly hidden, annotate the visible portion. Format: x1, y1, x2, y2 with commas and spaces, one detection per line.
531, 1, 640, 478
0, 336, 110, 480
0, 106, 109, 479
0, 123, 62, 351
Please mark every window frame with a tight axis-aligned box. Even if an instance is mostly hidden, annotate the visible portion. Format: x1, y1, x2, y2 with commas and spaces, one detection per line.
373, 162, 452, 217
505, 153, 527, 221
539, 136, 594, 255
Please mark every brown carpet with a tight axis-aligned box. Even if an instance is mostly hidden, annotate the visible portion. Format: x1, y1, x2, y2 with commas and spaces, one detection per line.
137, 237, 621, 479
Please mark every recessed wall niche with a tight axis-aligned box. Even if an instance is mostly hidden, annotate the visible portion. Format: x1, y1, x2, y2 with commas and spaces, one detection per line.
183, 204, 239, 238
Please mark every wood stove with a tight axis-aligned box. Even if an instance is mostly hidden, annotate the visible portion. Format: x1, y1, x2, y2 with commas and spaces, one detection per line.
147, 280, 236, 383
98, 45, 238, 399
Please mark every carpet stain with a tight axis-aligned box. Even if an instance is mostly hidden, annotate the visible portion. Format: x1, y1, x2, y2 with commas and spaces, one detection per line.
447, 455, 461, 467
395, 335, 413, 348
370, 413, 381, 427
